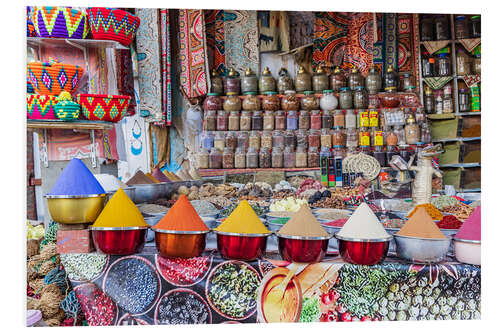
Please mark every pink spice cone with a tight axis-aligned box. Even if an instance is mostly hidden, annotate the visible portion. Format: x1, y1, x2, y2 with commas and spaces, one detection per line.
152, 167, 171, 183
455, 206, 481, 241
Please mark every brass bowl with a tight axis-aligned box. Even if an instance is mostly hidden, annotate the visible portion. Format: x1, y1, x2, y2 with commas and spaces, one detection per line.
46, 194, 107, 224
153, 229, 209, 258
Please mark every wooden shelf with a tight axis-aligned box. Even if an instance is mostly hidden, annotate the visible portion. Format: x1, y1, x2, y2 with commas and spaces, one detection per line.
432, 136, 481, 143
27, 120, 114, 130
440, 163, 480, 168
27, 37, 129, 50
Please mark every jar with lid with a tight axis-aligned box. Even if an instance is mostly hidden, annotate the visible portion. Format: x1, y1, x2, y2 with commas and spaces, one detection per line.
353, 86, 368, 109
456, 50, 471, 76
286, 110, 298, 130
339, 87, 353, 109
263, 110, 275, 130
321, 110, 333, 129
295, 146, 308, 168
333, 146, 346, 159
435, 15, 450, 40
368, 93, 380, 108
401, 74, 413, 91
372, 128, 384, 147
299, 110, 310, 129
225, 132, 237, 150
310, 110, 322, 129
345, 109, 357, 129
214, 132, 225, 150
398, 145, 411, 163
415, 108, 426, 125
393, 125, 406, 145
384, 65, 399, 92
240, 111, 252, 131
437, 53, 451, 77
320, 128, 332, 148
473, 54, 481, 74
320, 90, 338, 111
420, 15, 434, 41
330, 66, 346, 92
386, 145, 398, 164
275, 110, 286, 130
312, 66, 329, 93
386, 127, 399, 146
277, 68, 294, 94
379, 111, 386, 128
308, 147, 320, 167
308, 129, 320, 148
223, 93, 241, 112
333, 110, 345, 128
272, 130, 285, 149
404, 116, 419, 144
261, 130, 272, 149
471, 15, 481, 38
228, 111, 240, 131
209, 148, 222, 169
284, 130, 296, 148
420, 122, 432, 143
332, 128, 346, 146
459, 88, 470, 112
301, 91, 320, 111
348, 67, 363, 90
283, 146, 295, 168
201, 131, 215, 150
235, 147, 246, 169
249, 131, 261, 149
222, 147, 235, 169
241, 68, 258, 94
424, 86, 435, 114
295, 66, 311, 93
296, 129, 308, 148
373, 146, 386, 167
246, 147, 259, 168
262, 91, 280, 111
237, 132, 249, 150
435, 91, 444, 114
216, 110, 228, 131
224, 68, 240, 95
421, 51, 435, 77
346, 129, 358, 148
198, 148, 210, 169
252, 111, 263, 130
259, 67, 276, 93
358, 128, 370, 147
242, 92, 261, 111
443, 94, 453, 114
210, 69, 224, 95
259, 147, 271, 168
443, 83, 452, 99
365, 66, 382, 94
272, 147, 284, 168
204, 110, 217, 131
204, 93, 223, 111
454, 15, 469, 39
320, 146, 332, 159
281, 90, 300, 111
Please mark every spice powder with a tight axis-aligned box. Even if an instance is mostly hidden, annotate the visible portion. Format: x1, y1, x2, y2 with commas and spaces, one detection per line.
278, 205, 329, 237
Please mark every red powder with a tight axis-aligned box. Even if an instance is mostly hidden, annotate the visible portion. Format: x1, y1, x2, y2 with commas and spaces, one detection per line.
437, 215, 462, 229
455, 206, 481, 241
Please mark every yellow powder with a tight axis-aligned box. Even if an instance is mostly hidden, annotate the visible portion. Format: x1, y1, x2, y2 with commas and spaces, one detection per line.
145, 173, 161, 183
92, 188, 148, 228
397, 207, 446, 239
278, 205, 329, 237
214, 200, 270, 234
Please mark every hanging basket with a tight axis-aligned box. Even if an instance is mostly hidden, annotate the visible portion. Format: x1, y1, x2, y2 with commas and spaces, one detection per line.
32, 6, 90, 39
27, 94, 58, 120
87, 8, 140, 46
76, 94, 131, 123
54, 101, 81, 121
27, 60, 84, 96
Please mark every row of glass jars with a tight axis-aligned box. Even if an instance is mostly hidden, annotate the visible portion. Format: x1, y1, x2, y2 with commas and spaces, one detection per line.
422, 51, 480, 78
421, 15, 480, 41
423, 85, 454, 114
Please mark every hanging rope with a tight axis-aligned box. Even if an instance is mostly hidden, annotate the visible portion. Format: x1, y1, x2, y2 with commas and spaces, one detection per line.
60, 290, 81, 325
40, 221, 58, 251
44, 267, 69, 294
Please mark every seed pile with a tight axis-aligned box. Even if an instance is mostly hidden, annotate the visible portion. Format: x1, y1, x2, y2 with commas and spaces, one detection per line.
60, 253, 107, 281
157, 256, 211, 286
156, 290, 210, 325
74, 284, 116, 326
190, 200, 219, 216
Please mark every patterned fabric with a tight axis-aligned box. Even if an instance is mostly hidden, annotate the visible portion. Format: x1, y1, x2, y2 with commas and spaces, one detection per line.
158, 9, 172, 126
258, 11, 290, 53
343, 12, 374, 75
289, 11, 315, 50
179, 9, 208, 98
384, 13, 398, 71
397, 14, 420, 92
204, 10, 226, 74
422, 40, 451, 55
423, 76, 454, 90
135, 8, 162, 121
114, 49, 136, 116
458, 38, 481, 53
373, 13, 384, 73
313, 12, 349, 71
411, 14, 421, 92
224, 10, 259, 75
463, 74, 481, 88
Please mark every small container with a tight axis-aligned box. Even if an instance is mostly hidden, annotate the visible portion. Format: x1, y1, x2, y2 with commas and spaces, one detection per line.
358, 110, 370, 128
228, 111, 240, 131
198, 148, 209, 169
373, 146, 386, 167
372, 128, 384, 147
394, 235, 451, 264
223, 93, 242, 112
335, 234, 392, 265
420, 15, 434, 41
272, 130, 285, 149
281, 90, 300, 111
263, 110, 275, 130
365, 66, 382, 94
415, 108, 426, 125
459, 88, 470, 112
237, 132, 249, 150
339, 87, 353, 109
215, 231, 270, 261
308, 129, 320, 148
283, 146, 296, 168
369, 109, 379, 128
203, 93, 223, 111
345, 109, 357, 129
204, 110, 217, 131
209, 148, 222, 169
348, 67, 364, 91
262, 91, 280, 111
294, 66, 311, 93
259, 147, 271, 168
321, 110, 333, 129
246, 147, 259, 168
295, 146, 308, 167
424, 86, 435, 114
455, 15, 469, 39
275, 110, 286, 130
420, 122, 432, 143
435, 91, 444, 114
333, 110, 345, 128
235, 147, 246, 169
346, 128, 359, 148
384, 65, 398, 92
259, 67, 276, 94
333, 146, 346, 159
310, 110, 322, 129
308, 146, 320, 167
272, 147, 284, 168
401, 73, 413, 91
421, 51, 435, 77
472, 55, 481, 75
261, 130, 273, 149
301, 91, 320, 111
353, 86, 368, 109
284, 130, 296, 148
330, 66, 346, 92
252, 111, 263, 130
277, 234, 331, 263
217, 110, 228, 131
242, 92, 261, 111
277, 67, 294, 94
154, 230, 208, 259
453, 237, 481, 266
241, 68, 258, 94
224, 68, 241, 95
249, 130, 261, 149
394, 125, 406, 145
332, 128, 346, 147
358, 128, 370, 147
471, 15, 481, 38
435, 15, 450, 40
92, 227, 148, 255
201, 131, 215, 150
456, 50, 471, 76
312, 66, 329, 93
225, 132, 237, 150
299, 110, 310, 129
296, 129, 308, 148
214, 132, 225, 150
320, 90, 338, 111
437, 53, 451, 77
240, 111, 252, 131
286, 110, 298, 130
443, 95, 454, 114
210, 69, 224, 95
223, 147, 235, 169
320, 128, 332, 148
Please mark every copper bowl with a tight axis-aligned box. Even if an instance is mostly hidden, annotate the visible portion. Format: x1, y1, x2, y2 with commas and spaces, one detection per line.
277, 234, 331, 263
91, 226, 148, 255
153, 229, 209, 258
378, 92, 401, 108
335, 234, 392, 265
215, 231, 270, 261
46, 194, 107, 224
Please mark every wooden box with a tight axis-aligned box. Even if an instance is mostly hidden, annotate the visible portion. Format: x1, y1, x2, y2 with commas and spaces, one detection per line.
56, 229, 94, 253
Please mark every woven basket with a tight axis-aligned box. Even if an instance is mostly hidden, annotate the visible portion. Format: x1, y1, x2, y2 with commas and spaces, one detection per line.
27, 94, 58, 120
27, 61, 83, 96
54, 101, 80, 121
77, 94, 131, 122
32, 6, 90, 39
87, 8, 140, 46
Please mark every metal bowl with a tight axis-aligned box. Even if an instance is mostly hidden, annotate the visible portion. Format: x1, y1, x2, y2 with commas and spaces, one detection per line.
106, 187, 136, 203
91, 226, 148, 255
335, 234, 392, 265
215, 231, 270, 261
144, 216, 162, 242
46, 194, 107, 224
394, 234, 451, 264
277, 234, 331, 263
153, 229, 209, 258
132, 183, 167, 204
453, 237, 481, 266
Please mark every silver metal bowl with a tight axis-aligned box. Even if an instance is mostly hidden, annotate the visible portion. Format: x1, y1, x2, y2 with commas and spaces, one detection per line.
394, 234, 451, 264
106, 187, 136, 203
132, 183, 167, 204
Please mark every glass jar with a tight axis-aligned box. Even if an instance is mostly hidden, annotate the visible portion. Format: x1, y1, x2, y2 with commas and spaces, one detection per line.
210, 69, 224, 95
214, 132, 225, 150
369, 109, 379, 128
393, 125, 406, 145
235, 147, 246, 169
424, 86, 435, 114
237, 132, 249, 150
348, 67, 364, 91
310, 110, 322, 129
420, 15, 434, 41
353, 86, 368, 109
204, 93, 223, 111
224, 68, 240, 95
225, 132, 237, 150
246, 147, 259, 168
216, 110, 228, 131
308, 147, 320, 167
386, 127, 399, 146
242, 92, 261, 111
333, 110, 345, 128
346, 128, 359, 148
296, 129, 308, 148
312, 66, 329, 93
199, 148, 209, 169
308, 129, 320, 148
259, 147, 271, 168
401, 74, 413, 91
281, 90, 300, 111
471, 15, 481, 38
272, 147, 284, 168
295, 66, 311, 93
437, 53, 451, 77
261, 131, 272, 149
209, 148, 222, 169
284, 130, 296, 148
456, 50, 471, 76
295, 146, 308, 168
435, 92, 444, 114
472, 55, 481, 74
384, 65, 398, 92
228, 111, 240, 131
332, 128, 346, 146
204, 110, 217, 131
459, 88, 470, 112
365, 66, 382, 94
263, 110, 275, 130
249, 131, 261, 149
222, 147, 235, 169
339, 87, 353, 109
368, 93, 380, 109
386, 145, 398, 164
454, 15, 469, 39
420, 122, 432, 143
286, 110, 298, 130
373, 146, 386, 167
223, 93, 242, 112
345, 109, 357, 129
320, 90, 338, 111
240, 111, 252, 131
259, 67, 276, 94
320, 128, 332, 148
398, 145, 411, 163
330, 66, 346, 92
201, 131, 215, 150
443, 95, 453, 114
333, 146, 346, 159
272, 130, 285, 149
379, 111, 386, 128
421, 51, 435, 77
277, 68, 294, 94
275, 111, 286, 130
262, 91, 280, 111
358, 128, 370, 147
321, 110, 333, 129
415, 108, 426, 125
252, 111, 263, 130
299, 110, 310, 129
241, 68, 258, 94
435, 15, 450, 40
283, 146, 296, 168
301, 91, 320, 111
320, 146, 332, 159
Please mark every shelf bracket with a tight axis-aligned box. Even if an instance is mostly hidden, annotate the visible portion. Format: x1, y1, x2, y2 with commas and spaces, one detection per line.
90, 129, 97, 168
40, 129, 48, 168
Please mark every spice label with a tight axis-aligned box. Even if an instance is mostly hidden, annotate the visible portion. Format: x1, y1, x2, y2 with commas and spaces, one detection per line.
359, 111, 370, 127
374, 131, 384, 146
369, 110, 379, 127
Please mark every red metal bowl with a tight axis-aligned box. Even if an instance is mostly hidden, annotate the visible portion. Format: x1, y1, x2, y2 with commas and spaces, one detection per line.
215, 231, 270, 261
277, 234, 331, 263
91, 227, 148, 255
335, 234, 392, 265
153, 229, 209, 258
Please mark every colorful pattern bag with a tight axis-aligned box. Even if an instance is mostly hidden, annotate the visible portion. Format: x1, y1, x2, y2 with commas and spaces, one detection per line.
77, 94, 131, 123
32, 6, 90, 39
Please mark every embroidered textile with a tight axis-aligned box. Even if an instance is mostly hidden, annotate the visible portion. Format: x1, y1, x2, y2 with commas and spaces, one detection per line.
258, 11, 290, 53
224, 10, 259, 74
204, 10, 226, 73
343, 12, 374, 75
313, 12, 349, 71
